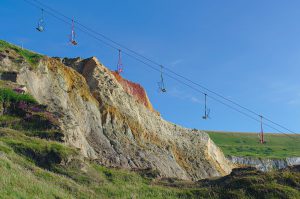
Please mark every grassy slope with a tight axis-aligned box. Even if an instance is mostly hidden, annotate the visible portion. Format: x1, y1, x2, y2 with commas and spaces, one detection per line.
1, 135, 299, 199
0, 139, 184, 199
207, 131, 300, 159
0, 40, 42, 67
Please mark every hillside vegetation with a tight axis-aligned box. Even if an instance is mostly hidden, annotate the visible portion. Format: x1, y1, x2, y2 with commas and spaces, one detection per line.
0, 40, 42, 66
207, 131, 300, 159
0, 86, 298, 198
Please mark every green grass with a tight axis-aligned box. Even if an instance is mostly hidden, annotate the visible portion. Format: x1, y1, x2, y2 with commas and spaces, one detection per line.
0, 115, 19, 123
206, 131, 300, 159
0, 128, 76, 169
0, 154, 76, 199
2, 144, 299, 199
0, 88, 37, 104
0, 135, 185, 199
0, 40, 43, 66
0, 126, 297, 199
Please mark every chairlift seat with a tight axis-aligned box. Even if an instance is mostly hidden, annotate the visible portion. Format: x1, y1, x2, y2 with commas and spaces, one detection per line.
36, 26, 44, 32
71, 40, 78, 45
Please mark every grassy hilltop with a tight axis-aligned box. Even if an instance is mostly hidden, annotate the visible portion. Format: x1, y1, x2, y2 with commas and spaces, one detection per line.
207, 131, 300, 159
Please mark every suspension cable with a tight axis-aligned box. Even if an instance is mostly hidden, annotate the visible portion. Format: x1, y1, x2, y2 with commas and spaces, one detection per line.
21, 0, 300, 138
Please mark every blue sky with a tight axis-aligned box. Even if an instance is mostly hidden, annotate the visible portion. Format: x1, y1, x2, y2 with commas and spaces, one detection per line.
1, 0, 300, 133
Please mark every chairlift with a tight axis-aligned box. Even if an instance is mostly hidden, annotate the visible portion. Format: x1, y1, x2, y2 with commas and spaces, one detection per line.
36, 9, 45, 32
69, 19, 78, 45
202, 93, 210, 119
158, 65, 167, 93
116, 49, 123, 74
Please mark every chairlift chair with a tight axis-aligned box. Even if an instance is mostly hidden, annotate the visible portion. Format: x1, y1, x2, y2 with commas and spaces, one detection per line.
158, 82, 167, 93
202, 109, 210, 119
69, 19, 78, 45
259, 115, 265, 144
160, 85, 167, 93
158, 65, 167, 93
202, 93, 210, 119
36, 9, 45, 32
116, 49, 123, 74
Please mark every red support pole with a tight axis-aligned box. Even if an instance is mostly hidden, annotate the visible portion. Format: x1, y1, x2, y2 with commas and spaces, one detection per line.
117, 49, 123, 74
260, 115, 264, 144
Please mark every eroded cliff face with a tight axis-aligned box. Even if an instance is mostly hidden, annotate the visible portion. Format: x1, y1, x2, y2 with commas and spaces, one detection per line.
228, 156, 300, 172
111, 71, 155, 112
1, 47, 233, 180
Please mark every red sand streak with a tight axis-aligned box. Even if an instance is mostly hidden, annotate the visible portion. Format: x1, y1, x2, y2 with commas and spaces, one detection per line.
112, 71, 154, 112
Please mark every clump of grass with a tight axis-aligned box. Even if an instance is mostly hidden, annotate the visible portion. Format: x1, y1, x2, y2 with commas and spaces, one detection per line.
0, 88, 37, 104
0, 40, 43, 66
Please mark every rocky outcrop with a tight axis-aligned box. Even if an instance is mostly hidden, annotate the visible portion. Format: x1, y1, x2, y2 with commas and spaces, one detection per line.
0, 44, 233, 180
228, 156, 300, 172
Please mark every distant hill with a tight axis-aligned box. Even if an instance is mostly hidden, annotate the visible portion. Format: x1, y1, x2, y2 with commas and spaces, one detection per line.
206, 131, 300, 159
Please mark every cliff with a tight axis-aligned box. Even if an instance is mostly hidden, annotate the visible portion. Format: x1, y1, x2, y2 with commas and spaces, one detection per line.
0, 40, 233, 180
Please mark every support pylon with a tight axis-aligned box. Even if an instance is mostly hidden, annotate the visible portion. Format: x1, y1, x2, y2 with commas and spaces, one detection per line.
259, 115, 264, 144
